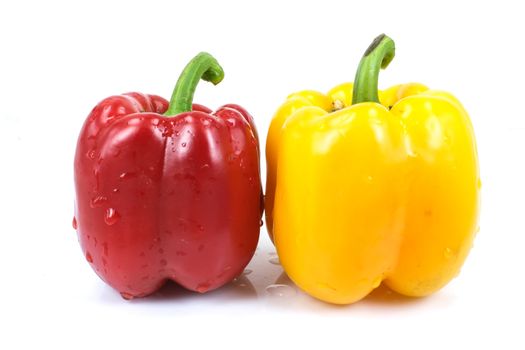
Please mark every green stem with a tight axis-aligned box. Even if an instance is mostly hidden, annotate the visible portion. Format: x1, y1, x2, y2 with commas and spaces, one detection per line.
352, 34, 395, 104
164, 52, 224, 116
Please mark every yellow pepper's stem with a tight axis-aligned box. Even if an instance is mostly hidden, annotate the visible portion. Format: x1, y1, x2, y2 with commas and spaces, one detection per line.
352, 34, 395, 104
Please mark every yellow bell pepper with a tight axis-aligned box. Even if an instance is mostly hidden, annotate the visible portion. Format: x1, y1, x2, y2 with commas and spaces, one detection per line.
265, 34, 480, 304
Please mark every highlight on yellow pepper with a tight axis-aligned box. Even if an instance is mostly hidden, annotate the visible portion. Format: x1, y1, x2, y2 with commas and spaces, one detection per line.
265, 34, 480, 305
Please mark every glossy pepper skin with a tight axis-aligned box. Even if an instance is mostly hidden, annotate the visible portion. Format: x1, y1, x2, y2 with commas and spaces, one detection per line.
74, 53, 262, 299
266, 35, 480, 304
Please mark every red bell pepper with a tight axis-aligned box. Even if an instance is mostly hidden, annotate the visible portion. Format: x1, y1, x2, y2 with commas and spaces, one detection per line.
74, 53, 262, 299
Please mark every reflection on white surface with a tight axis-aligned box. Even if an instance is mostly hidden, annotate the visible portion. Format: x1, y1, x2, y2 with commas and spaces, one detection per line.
87, 228, 440, 310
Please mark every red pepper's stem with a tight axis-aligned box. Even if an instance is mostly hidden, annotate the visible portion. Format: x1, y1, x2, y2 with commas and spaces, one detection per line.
164, 52, 224, 116
352, 34, 395, 104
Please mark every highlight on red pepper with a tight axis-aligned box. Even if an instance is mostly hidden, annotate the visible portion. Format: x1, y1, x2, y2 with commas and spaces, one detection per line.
73, 52, 262, 300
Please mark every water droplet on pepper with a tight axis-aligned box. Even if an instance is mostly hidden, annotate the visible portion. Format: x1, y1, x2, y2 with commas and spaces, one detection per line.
372, 276, 382, 288
268, 256, 280, 265
120, 292, 134, 300
87, 149, 96, 159
119, 172, 136, 180
196, 282, 211, 293
444, 247, 455, 259
90, 196, 108, 208
265, 284, 296, 297
104, 208, 120, 225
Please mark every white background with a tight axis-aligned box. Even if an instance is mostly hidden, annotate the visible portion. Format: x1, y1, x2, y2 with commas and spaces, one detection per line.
1, 0, 524, 348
